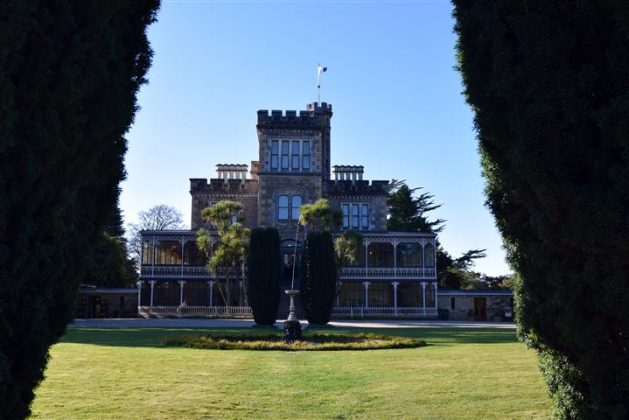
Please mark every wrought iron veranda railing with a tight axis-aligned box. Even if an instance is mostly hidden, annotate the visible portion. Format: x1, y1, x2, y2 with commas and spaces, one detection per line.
140, 265, 242, 279
138, 305, 252, 318
331, 306, 438, 318
339, 267, 436, 280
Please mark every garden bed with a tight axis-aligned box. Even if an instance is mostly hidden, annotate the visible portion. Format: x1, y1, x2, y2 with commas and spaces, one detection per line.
163, 333, 426, 351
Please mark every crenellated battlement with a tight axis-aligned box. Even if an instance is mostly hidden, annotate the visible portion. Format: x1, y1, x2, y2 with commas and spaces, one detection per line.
190, 177, 259, 194
325, 179, 389, 196
257, 102, 332, 126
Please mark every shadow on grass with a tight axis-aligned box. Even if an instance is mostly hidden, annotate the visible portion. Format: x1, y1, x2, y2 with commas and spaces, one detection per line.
60, 326, 519, 349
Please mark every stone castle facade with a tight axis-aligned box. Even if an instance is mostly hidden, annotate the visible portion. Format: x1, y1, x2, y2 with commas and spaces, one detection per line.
139, 102, 441, 319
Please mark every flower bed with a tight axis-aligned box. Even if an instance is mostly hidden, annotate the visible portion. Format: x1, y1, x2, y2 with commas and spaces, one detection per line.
163, 333, 426, 351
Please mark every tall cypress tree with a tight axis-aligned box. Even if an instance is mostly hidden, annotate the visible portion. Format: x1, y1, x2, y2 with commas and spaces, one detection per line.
453, 1, 629, 417
0, 1, 159, 417
300, 231, 337, 325
246, 227, 282, 325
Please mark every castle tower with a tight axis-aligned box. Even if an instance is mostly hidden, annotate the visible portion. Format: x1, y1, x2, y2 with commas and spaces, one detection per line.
255, 102, 333, 239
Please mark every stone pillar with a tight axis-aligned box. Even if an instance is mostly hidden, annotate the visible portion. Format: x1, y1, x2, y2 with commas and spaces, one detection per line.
208, 280, 215, 307
137, 280, 143, 307
149, 280, 156, 307
421, 281, 427, 316
179, 280, 186, 305
434, 282, 438, 310
363, 281, 370, 308
392, 281, 399, 316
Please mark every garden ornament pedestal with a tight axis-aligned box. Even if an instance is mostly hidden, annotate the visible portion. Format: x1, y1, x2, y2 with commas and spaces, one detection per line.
283, 289, 302, 342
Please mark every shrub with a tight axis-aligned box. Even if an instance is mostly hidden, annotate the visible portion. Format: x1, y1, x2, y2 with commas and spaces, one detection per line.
300, 231, 337, 325
453, 2, 629, 417
246, 227, 282, 325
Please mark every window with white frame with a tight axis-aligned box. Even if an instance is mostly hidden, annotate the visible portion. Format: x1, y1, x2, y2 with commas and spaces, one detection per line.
278, 195, 289, 220
281, 141, 289, 170
291, 195, 302, 220
270, 140, 312, 172
270, 140, 279, 170
278, 195, 303, 221
341, 203, 369, 230
302, 141, 310, 170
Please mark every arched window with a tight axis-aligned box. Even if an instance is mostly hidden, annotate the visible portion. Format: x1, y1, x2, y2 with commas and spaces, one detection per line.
278, 195, 289, 220
291, 195, 302, 220
424, 243, 435, 267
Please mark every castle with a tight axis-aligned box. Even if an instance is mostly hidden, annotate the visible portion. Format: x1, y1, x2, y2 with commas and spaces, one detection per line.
138, 102, 440, 318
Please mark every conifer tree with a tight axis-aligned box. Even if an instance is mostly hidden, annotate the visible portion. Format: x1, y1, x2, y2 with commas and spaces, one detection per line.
300, 231, 337, 325
0, 1, 159, 416
246, 227, 282, 325
453, 1, 629, 417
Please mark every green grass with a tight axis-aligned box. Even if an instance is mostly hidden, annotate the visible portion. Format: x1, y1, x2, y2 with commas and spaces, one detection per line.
31, 327, 552, 419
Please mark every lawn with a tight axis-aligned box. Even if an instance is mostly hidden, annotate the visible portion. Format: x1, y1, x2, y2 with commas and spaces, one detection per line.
31, 327, 552, 419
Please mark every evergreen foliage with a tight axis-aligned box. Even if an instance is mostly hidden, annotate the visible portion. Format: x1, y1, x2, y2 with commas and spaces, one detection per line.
386, 180, 486, 289
453, 1, 629, 417
299, 198, 342, 232
246, 227, 282, 325
300, 232, 337, 325
0, 1, 159, 416
387, 180, 444, 233
85, 205, 138, 288
197, 201, 250, 306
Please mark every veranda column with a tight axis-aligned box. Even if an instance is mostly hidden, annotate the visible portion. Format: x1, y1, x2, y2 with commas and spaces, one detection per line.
393, 242, 398, 269
179, 280, 186, 305
208, 280, 215, 307
421, 281, 427, 316
392, 282, 399, 316
363, 281, 370, 308
239, 280, 244, 306
137, 280, 143, 307
433, 282, 438, 312
149, 280, 156, 307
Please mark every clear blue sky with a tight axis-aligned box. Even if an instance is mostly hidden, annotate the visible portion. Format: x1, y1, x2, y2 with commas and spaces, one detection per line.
121, 0, 512, 276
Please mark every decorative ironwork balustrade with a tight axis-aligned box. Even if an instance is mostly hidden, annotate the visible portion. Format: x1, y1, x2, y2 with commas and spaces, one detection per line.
138, 305, 252, 318
331, 306, 438, 318
140, 265, 242, 279
339, 267, 436, 280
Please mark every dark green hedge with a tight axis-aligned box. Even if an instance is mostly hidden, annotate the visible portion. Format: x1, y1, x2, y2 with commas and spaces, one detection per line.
0, 1, 159, 417
453, 1, 629, 417
300, 231, 337, 325
246, 227, 282, 325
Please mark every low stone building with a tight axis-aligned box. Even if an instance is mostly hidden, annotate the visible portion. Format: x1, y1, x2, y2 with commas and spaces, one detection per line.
77, 287, 138, 318
438, 289, 514, 322
139, 101, 439, 319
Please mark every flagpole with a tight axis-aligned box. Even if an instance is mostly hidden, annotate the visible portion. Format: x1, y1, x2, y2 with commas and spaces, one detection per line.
317, 64, 321, 104
316, 64, 327, 104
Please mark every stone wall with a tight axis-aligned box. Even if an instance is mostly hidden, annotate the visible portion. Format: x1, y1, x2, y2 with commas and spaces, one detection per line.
257, 174, 323, 240
190, 178, 259, 229
325, 180, 389, 231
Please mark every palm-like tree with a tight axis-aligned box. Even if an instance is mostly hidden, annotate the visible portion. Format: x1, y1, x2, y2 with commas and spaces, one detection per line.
197, 201, 250, 306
